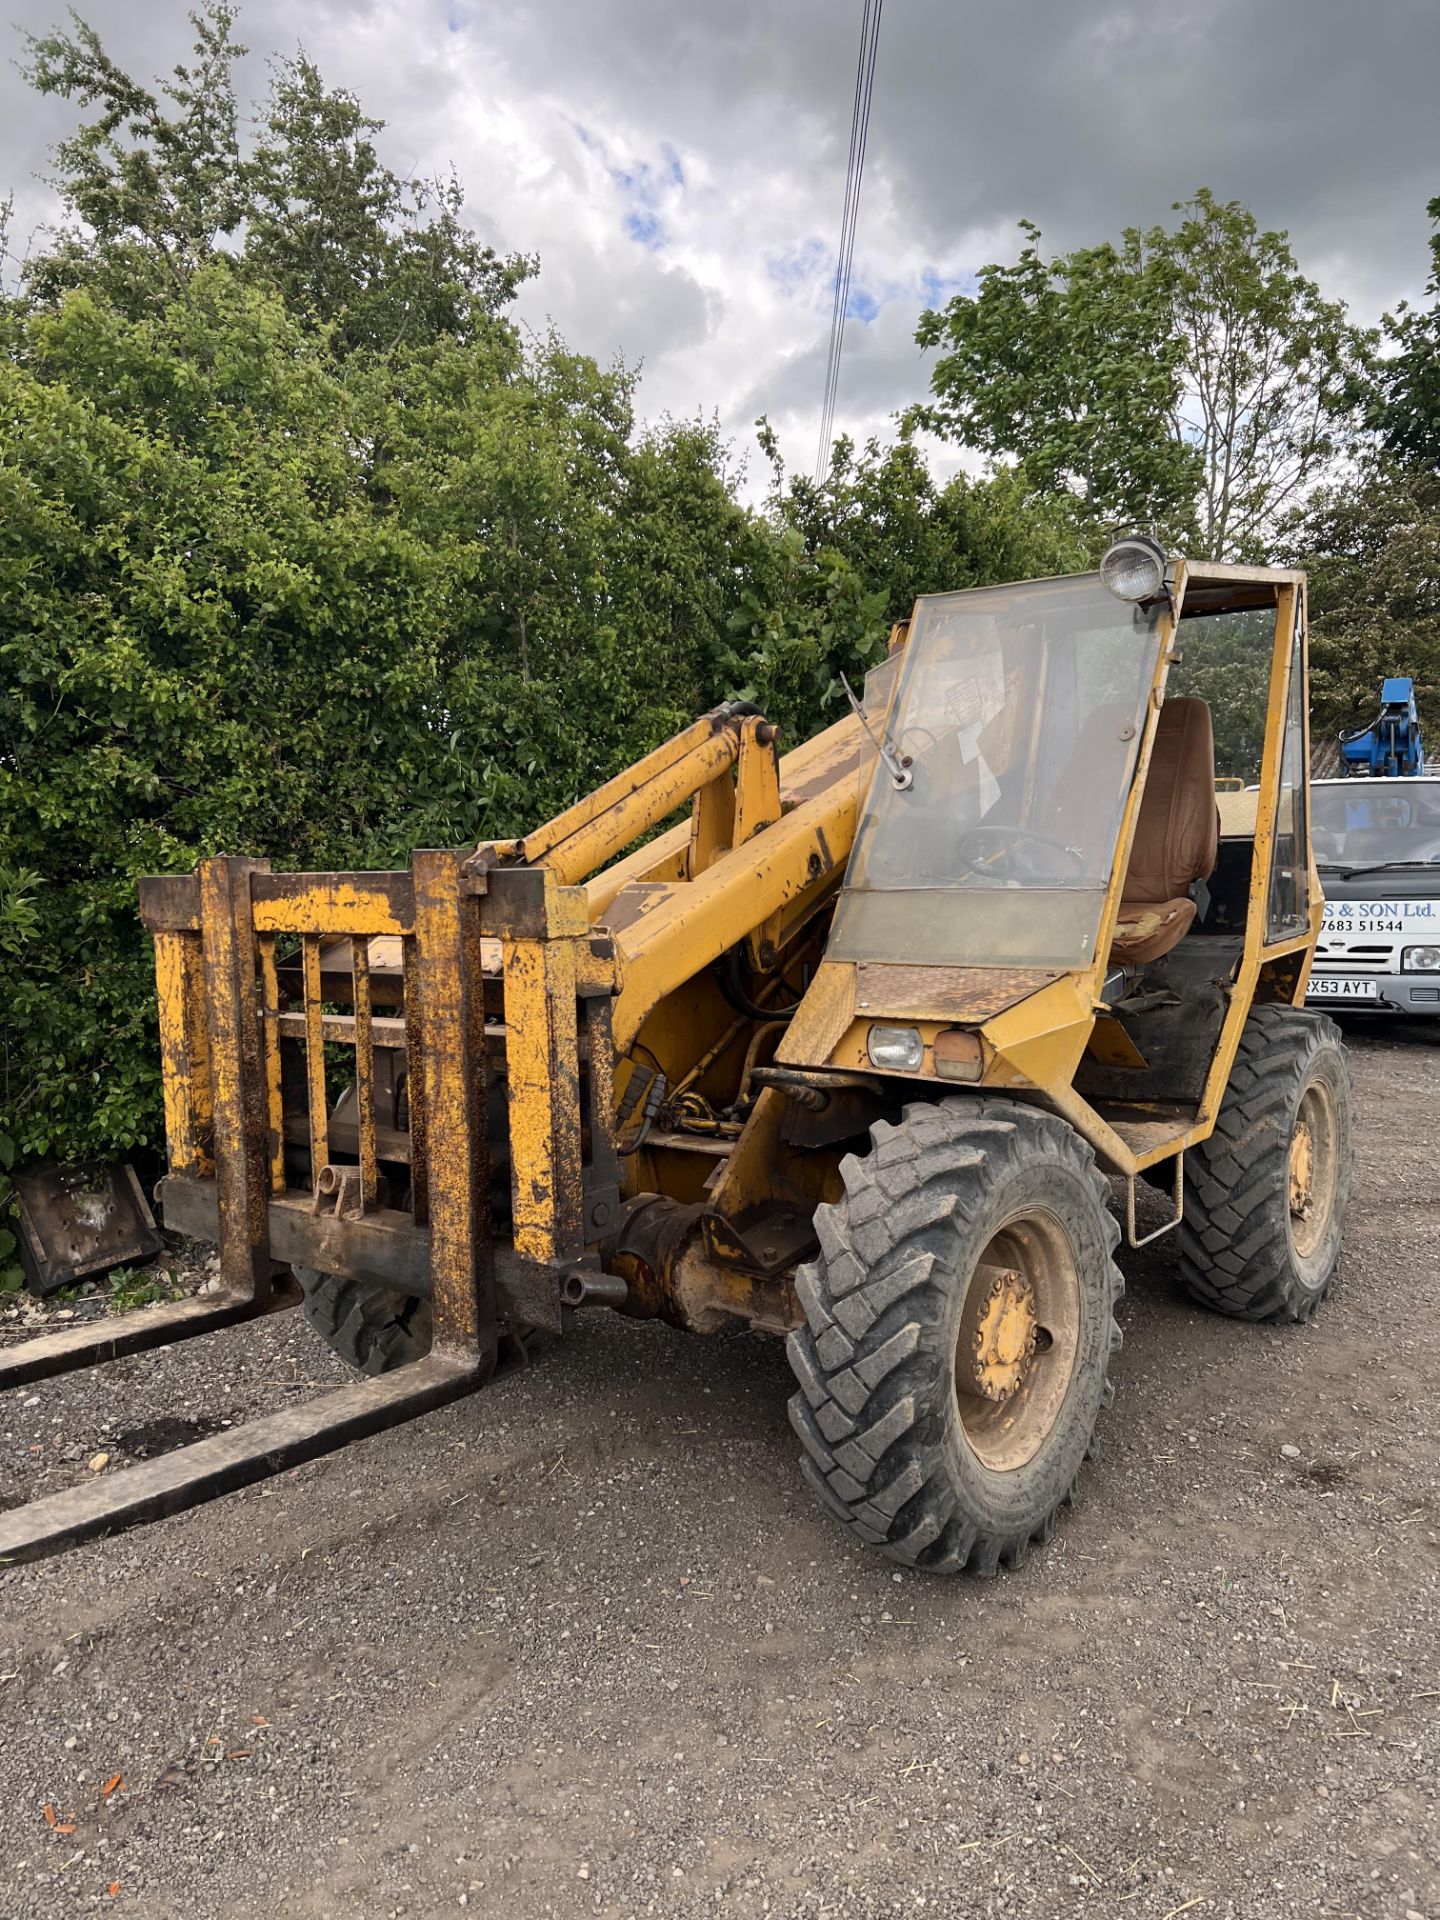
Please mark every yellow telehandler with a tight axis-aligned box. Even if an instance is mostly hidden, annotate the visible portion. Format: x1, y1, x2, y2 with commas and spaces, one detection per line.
0, 538, 1352, 1574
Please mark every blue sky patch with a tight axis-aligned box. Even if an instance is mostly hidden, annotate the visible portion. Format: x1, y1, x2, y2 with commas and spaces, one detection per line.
625, 207, 666, 250
571, 124, 683, 252
919, 266, 974, 310
764, 237, 831, 294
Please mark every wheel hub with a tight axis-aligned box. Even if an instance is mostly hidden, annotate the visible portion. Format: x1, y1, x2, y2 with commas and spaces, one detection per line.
969, 1268, 1039, 1402
1289, 1117, 1315, 1218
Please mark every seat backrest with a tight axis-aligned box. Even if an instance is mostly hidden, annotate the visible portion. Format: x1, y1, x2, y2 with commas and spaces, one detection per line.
1123, 697, 1219, 905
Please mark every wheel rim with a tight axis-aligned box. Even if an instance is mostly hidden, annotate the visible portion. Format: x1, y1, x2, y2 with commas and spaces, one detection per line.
1289, 1075, 1339, 1262
953, 1210, 1082, 1472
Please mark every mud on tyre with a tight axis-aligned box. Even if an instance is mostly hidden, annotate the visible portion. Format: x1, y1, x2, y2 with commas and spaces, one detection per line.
786, 1097, 1124, 1575
1176, 1004, 1352, 1322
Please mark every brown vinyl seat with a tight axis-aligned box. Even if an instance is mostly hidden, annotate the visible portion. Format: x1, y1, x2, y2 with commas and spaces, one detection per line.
1110, 697, 1219, 966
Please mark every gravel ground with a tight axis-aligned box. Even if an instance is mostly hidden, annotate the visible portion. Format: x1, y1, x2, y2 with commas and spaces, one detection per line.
1, 1018, 1436, 1920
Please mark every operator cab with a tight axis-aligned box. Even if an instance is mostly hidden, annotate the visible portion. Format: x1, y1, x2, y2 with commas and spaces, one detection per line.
829, 550, 1313, 1123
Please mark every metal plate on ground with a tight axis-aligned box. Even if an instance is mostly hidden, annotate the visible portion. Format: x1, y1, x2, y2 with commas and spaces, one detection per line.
13, 1161, 163, 1296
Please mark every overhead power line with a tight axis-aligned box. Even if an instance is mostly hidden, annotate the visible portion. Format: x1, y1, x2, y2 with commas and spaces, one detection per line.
815, 0, 884, 483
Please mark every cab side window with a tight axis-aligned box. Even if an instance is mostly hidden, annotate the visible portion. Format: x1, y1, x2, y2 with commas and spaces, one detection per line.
1267, 609, 1310, 941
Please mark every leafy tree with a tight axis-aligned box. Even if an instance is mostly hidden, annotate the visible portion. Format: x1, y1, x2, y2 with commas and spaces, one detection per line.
1297, 463, 1440, 738
20, 2, 250, 309
244, 54, 533, 353
761, 426, 1091, 620
0, 262, 775, 1164
1376, 195, 1440, 471
912, 222, 1196, 542
17, 2, 532, 347
915, 191, 1373, 560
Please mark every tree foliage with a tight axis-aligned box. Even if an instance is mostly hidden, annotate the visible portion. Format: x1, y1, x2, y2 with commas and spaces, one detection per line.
1376, 195, 1440, 472
1297, 202, 1440, 739
915, 192, 1373, 560
913, 220, 1196, 541
18, 2, 533, 339
1298, 464, 1440, 739
0, 264, 777, 1161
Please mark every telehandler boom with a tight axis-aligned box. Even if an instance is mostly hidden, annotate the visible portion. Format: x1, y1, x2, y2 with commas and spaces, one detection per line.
0, 540, 1352, 1575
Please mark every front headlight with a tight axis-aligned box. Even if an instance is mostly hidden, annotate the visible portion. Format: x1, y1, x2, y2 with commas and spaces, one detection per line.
867, 1024, 924, 1072
1100, 532, 1166, 603
1402, 945, 1440, 971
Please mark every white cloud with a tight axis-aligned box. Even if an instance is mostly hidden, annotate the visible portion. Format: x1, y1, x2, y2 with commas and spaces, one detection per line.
5, 0, 1437, 498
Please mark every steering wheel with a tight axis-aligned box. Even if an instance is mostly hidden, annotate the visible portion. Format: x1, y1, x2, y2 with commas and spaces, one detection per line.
954, 823, 1086, 879
896, 725, 939, 763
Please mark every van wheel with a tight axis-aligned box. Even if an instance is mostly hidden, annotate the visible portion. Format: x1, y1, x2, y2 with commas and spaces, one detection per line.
786, 1099, 1123, 1575
1176, 1006, 1352, 1321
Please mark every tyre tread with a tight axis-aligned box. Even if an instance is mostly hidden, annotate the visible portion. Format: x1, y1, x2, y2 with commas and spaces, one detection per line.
785, 1096, 1122, 1575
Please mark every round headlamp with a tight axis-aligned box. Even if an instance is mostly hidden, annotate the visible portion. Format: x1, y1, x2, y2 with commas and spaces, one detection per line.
1100, 533, 1167, 603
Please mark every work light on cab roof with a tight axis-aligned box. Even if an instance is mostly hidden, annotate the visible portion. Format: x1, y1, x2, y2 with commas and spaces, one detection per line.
1100, 532, 1168, 603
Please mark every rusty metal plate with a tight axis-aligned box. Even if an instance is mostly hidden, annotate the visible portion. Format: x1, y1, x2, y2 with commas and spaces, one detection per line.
13, 1161, 163, 1297
853, 964, 1060, 1023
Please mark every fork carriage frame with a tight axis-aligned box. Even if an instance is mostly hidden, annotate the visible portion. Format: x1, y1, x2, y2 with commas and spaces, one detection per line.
142, 849, 625, 1360
0, 701, 867, 1563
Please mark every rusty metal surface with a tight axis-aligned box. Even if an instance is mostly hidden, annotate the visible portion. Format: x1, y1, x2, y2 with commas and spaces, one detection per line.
137, 872, 200, 932
257, 934, 286, 1193
301, 932, 330, 1180
158, 1178, 563, 1331
410, 849, 497, 1362
13, 1160, 162, 1297
511, 708, 742, 886
275, 1010, 409, 1050
853, 963, 1060, 1023
351, 936, 379, 1207
153, 931, 213, 1176
493, 869, 590, 1268
401, 933, 431, 1226
580, 976, 622, 1241
0, 1280, 300, 1390
249, 871, 414, 935
0, 1350, 486, 1567
196, 857, 276, 1300
776, 961, 857, 1067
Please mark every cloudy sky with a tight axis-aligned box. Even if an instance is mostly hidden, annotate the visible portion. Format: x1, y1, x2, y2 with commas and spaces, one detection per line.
4, 0, 1438, 490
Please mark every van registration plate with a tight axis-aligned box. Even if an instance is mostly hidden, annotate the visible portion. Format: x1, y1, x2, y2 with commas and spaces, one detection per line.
1308, 976, 1378, 1000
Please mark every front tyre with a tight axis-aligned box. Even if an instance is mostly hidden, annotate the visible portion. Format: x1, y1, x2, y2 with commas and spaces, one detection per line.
786, 1099, 1124, 1576
1176, 1005, 1352, 1322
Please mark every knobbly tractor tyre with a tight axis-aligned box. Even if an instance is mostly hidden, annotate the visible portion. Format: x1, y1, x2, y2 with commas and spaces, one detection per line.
295, 1270, 432, 1376
786, 1098, 1124, 1575
1176, 1005, 1352, 1322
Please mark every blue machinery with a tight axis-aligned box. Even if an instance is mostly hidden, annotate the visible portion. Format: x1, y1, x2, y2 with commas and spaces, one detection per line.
1340, 677, 1426, 778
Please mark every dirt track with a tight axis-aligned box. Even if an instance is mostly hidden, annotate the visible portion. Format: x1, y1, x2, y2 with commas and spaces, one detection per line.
2, 1018, 1437, 1920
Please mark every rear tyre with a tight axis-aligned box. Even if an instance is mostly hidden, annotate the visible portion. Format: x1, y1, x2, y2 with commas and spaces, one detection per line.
785, 1098, 1124, 1576
295, 1269, 432, 1375
1176, 1005, 1352, 1322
